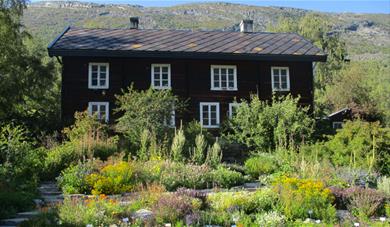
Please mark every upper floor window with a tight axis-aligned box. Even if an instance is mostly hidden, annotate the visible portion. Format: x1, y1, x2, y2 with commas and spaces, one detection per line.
88, 102, 109, 122
271, 67, 290, 91
211, 65, 237, 91
89, 63, 109, 89
151, 64, 171, 89
200, 102, 220, 128
229, 103, 241, 118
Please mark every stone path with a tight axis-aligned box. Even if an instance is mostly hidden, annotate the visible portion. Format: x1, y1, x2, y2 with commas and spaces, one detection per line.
0, 182, 63, 227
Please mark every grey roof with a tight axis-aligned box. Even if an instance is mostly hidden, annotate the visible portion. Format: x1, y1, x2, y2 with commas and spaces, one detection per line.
48, 27, 326, 61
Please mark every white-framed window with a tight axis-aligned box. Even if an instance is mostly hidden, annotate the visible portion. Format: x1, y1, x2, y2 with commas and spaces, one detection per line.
88, 63, 109, 89
211, 65, 237, 91
88, 102, 109, 122
271, 67, 290, 91
332, 121, 343, 129
200, 102, 220, 128
228, 103, 241, 118
151, 64, 171, 89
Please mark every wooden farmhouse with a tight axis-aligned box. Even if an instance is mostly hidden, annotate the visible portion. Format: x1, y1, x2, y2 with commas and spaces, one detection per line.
48, 18, 326, 128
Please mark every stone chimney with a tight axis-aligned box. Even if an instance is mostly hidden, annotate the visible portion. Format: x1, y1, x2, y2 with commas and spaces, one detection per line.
130, 17, 139, 29
240, 19, 253, 33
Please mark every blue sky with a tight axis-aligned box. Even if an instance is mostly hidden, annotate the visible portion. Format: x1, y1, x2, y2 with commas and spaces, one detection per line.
31, 0, 390, 14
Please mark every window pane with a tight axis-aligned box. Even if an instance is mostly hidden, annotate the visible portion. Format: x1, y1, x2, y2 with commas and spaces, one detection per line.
273, 69, 279, 75
154, 80, 160, 87
281, 69, 287, 76
213, 68, 219, 75
228, 81, 234, 88
99, 79, 106, 86
228, 68, 234, 75
210, 105, 216, 112
92, 105, 98, 112
202, 105, 208, 113
92, 78, 98, 86
162, 67, 168, 73
228, 74, 234, 82
221, 68, 226, 75
210, 117, 217, 126
221, 74, 227, 88
162, 73, 168, 80
92, 65, 98, 72
154, 67, 160, 73
100, 66, 106, 72
162, 80, 168, 87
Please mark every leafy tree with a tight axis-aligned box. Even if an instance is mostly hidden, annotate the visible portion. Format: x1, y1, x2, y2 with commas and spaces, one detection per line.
115, 85, 186, 149
0, 0, 60, 133
223, 95, 314, 152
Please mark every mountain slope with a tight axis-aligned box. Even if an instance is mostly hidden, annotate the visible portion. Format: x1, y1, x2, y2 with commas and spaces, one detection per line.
23, 1, 390, 61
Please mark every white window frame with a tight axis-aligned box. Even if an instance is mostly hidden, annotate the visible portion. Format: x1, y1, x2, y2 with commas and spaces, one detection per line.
228, 103, 241, 118
151, 64, 171, 89
332, 121, 343, 129
199, 102, 220, 128
210, 65, 237, 91
88, 63, 109, 89
271, 66, 290, 91
88, 102, 109, 122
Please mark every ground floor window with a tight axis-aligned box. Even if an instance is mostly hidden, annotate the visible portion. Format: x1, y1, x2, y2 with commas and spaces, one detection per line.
200, 102, 220, 128
88, 102, 109, 122
332, 121, 343, 129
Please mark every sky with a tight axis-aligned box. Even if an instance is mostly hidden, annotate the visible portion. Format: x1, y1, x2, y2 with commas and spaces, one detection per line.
30, 0, 390, 14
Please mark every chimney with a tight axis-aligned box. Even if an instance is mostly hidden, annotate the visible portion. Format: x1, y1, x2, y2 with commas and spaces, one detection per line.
130, 17, 139, 29
240, 19, 253, 33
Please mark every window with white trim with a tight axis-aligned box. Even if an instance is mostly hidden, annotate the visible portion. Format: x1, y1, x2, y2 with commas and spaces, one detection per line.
88, 102, 109, 122
200, 102, 220, 128
211, 65, 237, 90
88, 63, 109, 89
271, 67, 290, 91
151, 64, 171, 89
229, 103, 241, 118
332, 122, 343, 129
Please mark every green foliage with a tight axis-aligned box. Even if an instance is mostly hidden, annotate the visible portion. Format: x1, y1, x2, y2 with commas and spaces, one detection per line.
210, 166, 244, 188
115, 85, 186, 148
205, 139, 222, 168
190, 133, 207, 165
57, 161, 97, 194
153, 194, 201, 223
244, 154, 278, 179
0, 191, 35, 219
273, 176, 337, 222
207, 188, 277, 213
378, 176, 390, 196
44, 112, 118, 179
254, 211, 286, 227
224, 95, 314, 151
171, 126, 186, 162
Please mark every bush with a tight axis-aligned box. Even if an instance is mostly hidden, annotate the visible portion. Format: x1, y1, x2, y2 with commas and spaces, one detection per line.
244, 154, 277, 178
115, 86, 186, 149
224, 95, 314, 151
210, 166, 244, 188
344, 187, 386, 220
0, 191, 35, 219
273, 176, 336, 222
86, 161, 135, 195
207, 188, 276, 214
153, 194, 201, 223
254, 211, 286, 226
57, 161, 98, 194
378, 176, 390, 196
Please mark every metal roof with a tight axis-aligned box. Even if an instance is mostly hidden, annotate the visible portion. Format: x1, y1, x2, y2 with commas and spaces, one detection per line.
48, 27, 327, 62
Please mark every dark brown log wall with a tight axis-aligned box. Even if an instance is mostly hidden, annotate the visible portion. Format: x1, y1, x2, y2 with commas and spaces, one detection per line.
61, 57, 313, 125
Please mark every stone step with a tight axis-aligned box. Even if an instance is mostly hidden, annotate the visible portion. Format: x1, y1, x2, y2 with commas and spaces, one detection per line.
40, 191, 62, 196
16, 211, 39, 219
0, 218, 29, 226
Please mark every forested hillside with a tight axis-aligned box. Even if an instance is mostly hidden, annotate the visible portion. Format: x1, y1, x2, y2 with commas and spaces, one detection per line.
24, 1, 390, 61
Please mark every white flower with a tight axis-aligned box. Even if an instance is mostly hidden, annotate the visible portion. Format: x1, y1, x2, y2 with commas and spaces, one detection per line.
315, 220, 321, 224
380, 217, 386, 222
86, 224, 93, 227
354, 223, 360, 227
122, 217, 129, 223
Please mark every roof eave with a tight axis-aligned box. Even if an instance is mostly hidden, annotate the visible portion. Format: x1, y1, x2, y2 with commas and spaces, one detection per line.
48, 49, 327, 62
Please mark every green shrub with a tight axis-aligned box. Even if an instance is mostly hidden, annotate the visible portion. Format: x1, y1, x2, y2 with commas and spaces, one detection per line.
171, 126, 185, 162
378, 176, 390, 196
244, 154, 277, 178
254, 211, 286, 227
224, 95, 314, 151
207, 188, 276, 214
205, 140, 222, 168
0, 191, 35, 219
57, 161, 97, 194
273, 176, 337, 222
210, 166, 244, 188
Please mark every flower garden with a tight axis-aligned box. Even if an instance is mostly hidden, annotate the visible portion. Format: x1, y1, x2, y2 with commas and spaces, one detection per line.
1, 90, 389, 226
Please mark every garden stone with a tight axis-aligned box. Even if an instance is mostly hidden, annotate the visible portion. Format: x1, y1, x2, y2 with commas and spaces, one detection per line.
16, 211, 39, 218
243, 182, 260, 188
132, 209, 153, 221
0, 218, 29, 226
336, 210, 353, 222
